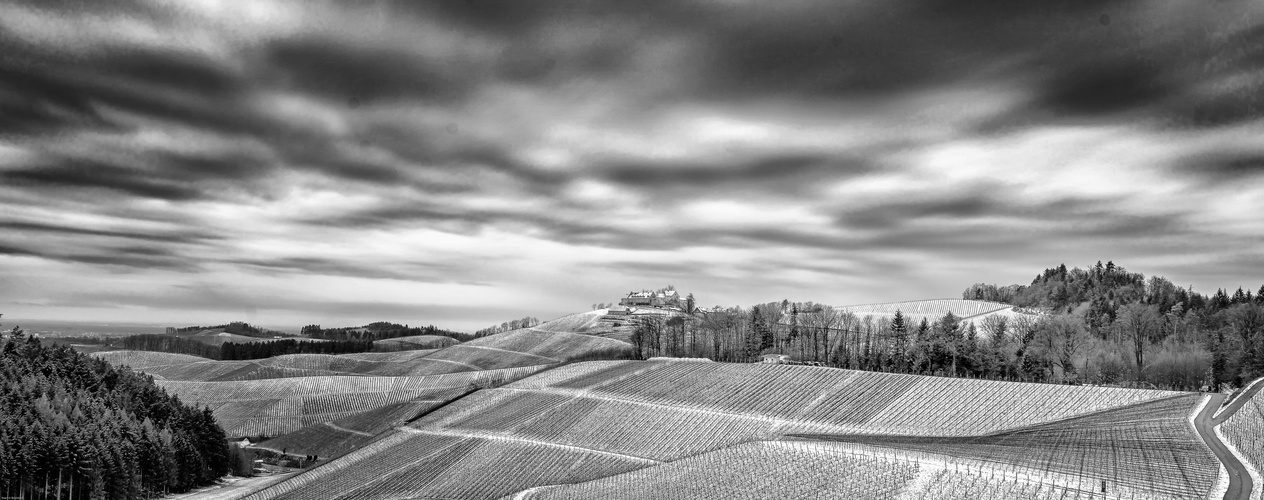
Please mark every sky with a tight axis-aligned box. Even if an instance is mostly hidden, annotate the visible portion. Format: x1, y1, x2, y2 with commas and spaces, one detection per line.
1, 0, 1262, 332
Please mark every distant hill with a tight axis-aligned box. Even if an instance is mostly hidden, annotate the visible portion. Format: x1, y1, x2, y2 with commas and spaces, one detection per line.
152, 366, 547, 439
171, 321, 289, 339
302, 321, 469, 342
94, 311, 637, 446
835, 298, 1041, 338
530, 308, 683, 344
372, 335, 460, 351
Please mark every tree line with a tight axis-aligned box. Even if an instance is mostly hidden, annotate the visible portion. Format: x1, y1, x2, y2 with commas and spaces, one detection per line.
627, 262, 1264, 391
220, 338, 374, 360
118, 334, 374, 360
301, 322, 472, 342
474, 317, 541, 337
1, 326, 234, 499
168, 322, 286, 338
964, 261, 1264, 389
119, 334, 221, 359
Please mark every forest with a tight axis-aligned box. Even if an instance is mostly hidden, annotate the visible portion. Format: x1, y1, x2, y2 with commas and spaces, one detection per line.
0, 328, 233, 499
119, 334, 220, 359
300, 322, 471, 342
169, 322, 287, 338
629, 261, 1264, 391
118, 334, 374, 360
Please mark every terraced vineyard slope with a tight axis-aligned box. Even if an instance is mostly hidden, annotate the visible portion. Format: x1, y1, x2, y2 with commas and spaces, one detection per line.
256, 391, 469, 459
794, 394, 1218, 498
523, 440, 918, 500
246, 360, 1191, 499
529, 310, 613, 335
94, 350, 471, 381
92, 350, 213, 367
95, 315, 636, 453
371, 334, 459, 350
419, 328, 632, 371
532, 308, 680, 343
157, 366, 548, 438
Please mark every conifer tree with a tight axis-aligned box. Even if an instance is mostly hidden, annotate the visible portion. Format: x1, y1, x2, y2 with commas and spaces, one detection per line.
891, 310, 908, 372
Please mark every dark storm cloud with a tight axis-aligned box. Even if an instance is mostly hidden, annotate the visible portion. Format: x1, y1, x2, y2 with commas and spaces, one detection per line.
0, 220, 220, 244
0, 58, 120, 136
0, 41, 261, 138
301, 204, 479, 230
435, 0, 1257, 128
1035, 57, 1170, 116
828, 192, 1197, 262
2, 243, 196, 271
683, 0, 1263, 129
0, 243, 40, 257
694, 1, 1091, 98
404, 0, 701, 34
1073, 213, 1191, 238
839, 196, 999, 231
7, 0, 158, 16
61, 246, 193, 271
0, 140, 280, 202
1, 44, 411, 194
229, 257, 484, 284
262, 37, 463, 106
1168, 152, 1264, 186
0, 157, 205, 201
598, 154, 872, 193
98, 47, 245, 98
452, 147, 571, 187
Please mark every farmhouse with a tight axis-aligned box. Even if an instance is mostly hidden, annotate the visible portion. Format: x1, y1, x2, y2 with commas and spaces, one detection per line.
607, 306, 633, 316
620, 291, 655, 306
761, 354, 790, 364
619, 288, 681, 308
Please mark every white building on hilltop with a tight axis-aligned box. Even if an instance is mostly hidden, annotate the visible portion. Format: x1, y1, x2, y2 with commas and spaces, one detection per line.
619, 288, 681, 308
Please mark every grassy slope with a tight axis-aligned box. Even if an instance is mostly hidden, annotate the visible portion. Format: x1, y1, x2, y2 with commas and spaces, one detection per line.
156, 366, 550, 438
527, 309, 680, 344
372, 335, 460, 350
246, 360, 1197, 500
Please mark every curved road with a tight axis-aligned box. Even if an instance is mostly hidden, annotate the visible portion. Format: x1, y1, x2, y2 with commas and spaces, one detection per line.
1215, 379, 1264, 425
1195, 378, 1264, 500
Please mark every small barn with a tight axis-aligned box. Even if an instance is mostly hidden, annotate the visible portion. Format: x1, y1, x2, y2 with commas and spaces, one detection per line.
761, 354, 790, 364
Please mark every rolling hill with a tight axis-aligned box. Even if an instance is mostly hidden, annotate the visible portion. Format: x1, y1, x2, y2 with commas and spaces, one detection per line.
155, 366, 549, 438
370, 334, 460, 351
836, 298, 1040, 336
242, 360, 1214, 500
526, 308, 684, 343
92, 313, 637, 446
93, 350, 214, 367
83, 300, 1262, 499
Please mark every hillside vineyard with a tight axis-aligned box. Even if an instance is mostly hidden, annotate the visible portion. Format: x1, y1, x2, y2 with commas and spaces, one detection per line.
240, 360, 1229, 500
152, 367, 549, 438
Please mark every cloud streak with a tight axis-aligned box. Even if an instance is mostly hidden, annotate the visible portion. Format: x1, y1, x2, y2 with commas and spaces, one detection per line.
1, 0, 1263, 330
